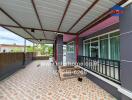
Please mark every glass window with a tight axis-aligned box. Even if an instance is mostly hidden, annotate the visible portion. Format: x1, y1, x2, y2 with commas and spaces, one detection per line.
85, 43, 90, 56
83, 31, 120, 60
110, 36, 120, 60
91, 37, 98, 42
91, 42, 98, 58
67, 42, 74, 53
110, 32, 119, 37
100, 35, 108, 40
100, 39, 108, 59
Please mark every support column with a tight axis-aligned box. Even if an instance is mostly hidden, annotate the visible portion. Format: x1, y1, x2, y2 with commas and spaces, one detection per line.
53, 43, 55, 58
24, 39, 26, 53
56, 34, 63, 65
120, 4, 132, 100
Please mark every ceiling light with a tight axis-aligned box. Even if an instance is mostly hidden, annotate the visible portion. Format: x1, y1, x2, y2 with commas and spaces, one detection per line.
57, 33, 63, 35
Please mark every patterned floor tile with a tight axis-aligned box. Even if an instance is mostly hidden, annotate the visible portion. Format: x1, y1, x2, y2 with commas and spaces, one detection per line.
0, 60, 117, 100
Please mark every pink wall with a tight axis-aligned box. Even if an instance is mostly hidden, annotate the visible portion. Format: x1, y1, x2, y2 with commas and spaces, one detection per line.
63, 34, 76, 42
80, 16, 119, 37
63, 16, 119, 42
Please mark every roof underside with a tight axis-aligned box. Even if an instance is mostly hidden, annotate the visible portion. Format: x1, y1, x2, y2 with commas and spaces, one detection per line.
0, 0, 126, 43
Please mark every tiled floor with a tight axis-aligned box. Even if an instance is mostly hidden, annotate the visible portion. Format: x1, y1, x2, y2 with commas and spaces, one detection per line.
0, 60, 117, 100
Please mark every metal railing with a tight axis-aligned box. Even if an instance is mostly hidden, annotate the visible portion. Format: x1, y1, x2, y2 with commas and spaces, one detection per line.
78, 56, 121, 84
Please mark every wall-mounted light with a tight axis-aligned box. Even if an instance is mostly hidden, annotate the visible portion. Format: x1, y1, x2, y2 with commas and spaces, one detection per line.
31, 29, 35, 32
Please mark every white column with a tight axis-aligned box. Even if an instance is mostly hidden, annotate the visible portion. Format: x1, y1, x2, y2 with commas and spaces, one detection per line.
90, 40, 91, 57
98, 37, 100, 58
108, 34, 111, 59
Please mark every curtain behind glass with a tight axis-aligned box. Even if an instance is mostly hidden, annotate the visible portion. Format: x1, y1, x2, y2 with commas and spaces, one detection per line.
85, 43, 90, 56
110, 36, 120, 60
100, 39, 108, 59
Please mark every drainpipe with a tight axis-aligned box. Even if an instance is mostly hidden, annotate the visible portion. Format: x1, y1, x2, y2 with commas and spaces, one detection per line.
76, 34, 79, 63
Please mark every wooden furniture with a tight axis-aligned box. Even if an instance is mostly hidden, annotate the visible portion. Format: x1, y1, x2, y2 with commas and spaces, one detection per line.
58, 66, 86, 80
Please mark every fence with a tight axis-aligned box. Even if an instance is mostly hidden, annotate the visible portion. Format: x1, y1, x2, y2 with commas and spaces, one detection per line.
0, 52, 35, 80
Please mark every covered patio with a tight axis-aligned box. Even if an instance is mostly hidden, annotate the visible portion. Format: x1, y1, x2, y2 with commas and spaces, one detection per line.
0, 60, 116, 100
0, 0, 132, 100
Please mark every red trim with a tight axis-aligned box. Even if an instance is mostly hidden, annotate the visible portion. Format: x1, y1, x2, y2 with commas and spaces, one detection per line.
76, 35, 79, 63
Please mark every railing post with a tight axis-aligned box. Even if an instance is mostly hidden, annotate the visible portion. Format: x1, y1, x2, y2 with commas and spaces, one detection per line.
118, 61, 120, 82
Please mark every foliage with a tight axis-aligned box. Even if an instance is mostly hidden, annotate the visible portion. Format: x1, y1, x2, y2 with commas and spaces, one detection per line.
11, 47, 22, 52
11, 44, 53, 56
26, 46, 33, 52
34, 44, 53, 56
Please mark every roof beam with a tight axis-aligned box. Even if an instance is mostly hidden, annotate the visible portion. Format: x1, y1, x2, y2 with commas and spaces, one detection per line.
2, 27, 36, 43
0, 7, 37, 40
0, 24, 76, 35
26, 38, 55, 41
67, 0, 99, 32
78, 0, 128, 35
31, 0, 46, 39
57, 0, 71, 31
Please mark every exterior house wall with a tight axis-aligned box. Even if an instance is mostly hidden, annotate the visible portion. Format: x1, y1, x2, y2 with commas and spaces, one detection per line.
80, 23, 121, 99
120, 4, 132, 100
64, 4, 132, 100
64, 23, 122, 99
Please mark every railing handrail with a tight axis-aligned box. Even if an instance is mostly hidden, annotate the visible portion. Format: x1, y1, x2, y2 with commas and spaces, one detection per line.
78, 55, 121, 84
78, 55, 120, 62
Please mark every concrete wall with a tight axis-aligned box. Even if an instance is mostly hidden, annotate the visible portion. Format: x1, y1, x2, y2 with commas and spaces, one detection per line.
120, 4, 132, 100
0, 52, 34, 80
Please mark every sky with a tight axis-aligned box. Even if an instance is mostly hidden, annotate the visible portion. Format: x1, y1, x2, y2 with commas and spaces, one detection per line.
0, 27, 33, 46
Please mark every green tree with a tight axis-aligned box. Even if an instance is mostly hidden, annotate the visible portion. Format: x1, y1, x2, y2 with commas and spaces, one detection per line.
26, 46, 33, 52
12, 47, 22, 52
